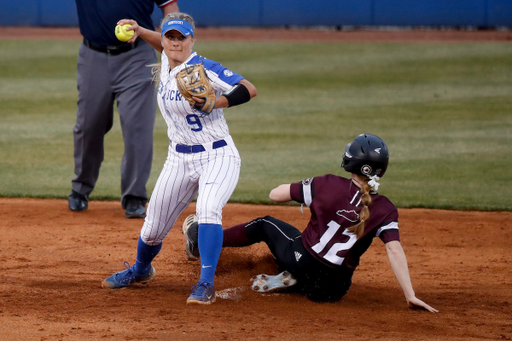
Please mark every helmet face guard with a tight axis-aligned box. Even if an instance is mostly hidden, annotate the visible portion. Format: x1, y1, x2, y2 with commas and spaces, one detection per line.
341, 134, 389, 178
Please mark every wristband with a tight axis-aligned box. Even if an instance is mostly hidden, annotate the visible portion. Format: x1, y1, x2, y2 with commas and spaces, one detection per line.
224, 84, 251, 107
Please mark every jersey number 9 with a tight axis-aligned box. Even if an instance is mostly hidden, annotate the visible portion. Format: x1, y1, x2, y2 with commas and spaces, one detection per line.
186, 114, 203, 132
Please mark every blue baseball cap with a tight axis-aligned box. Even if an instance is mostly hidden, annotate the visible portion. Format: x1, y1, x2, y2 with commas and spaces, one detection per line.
161, 19, 194, 37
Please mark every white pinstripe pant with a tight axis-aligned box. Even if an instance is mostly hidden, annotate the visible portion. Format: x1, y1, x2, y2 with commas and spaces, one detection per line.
140, 136, 241, 245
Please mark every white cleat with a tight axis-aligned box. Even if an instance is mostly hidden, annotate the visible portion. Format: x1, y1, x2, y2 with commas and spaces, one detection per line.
251, 271, 297, 293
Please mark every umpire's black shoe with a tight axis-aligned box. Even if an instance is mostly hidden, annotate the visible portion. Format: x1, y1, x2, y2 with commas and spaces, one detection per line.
125, 197, 146, 219
68, 190, 88, 212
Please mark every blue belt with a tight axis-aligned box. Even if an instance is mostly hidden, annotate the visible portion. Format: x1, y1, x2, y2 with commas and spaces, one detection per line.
175, 140, 227, 154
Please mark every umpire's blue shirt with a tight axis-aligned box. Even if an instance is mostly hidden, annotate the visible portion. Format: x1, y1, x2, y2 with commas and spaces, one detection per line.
75, 0, 170, 46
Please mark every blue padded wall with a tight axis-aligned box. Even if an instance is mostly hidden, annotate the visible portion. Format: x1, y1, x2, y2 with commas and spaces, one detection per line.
488, 0, 512, 26
0, 0, 510, 27
260, 0, 373, 26
374, 0, 487, 26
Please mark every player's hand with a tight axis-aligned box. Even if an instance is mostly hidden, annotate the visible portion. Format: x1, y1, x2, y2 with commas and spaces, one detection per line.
192, 96, 205, 107
407, 297, 438, 313
117, 19, 140, 43
192, 96, 228, 110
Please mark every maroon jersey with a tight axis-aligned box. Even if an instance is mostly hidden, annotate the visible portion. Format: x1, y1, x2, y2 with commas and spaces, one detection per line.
290, 174, 399, 271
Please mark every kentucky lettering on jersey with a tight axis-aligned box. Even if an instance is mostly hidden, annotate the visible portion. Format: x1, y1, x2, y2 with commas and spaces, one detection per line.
159, 88, 183, 102
290, 175, 399, 270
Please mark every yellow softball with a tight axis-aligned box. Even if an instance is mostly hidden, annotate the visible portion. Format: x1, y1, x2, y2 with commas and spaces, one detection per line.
115, 24, 134, 42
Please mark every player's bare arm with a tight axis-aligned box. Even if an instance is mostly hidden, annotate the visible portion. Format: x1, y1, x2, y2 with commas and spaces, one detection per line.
269, 184, 292, 202
116, 1, 177, 50
162, 0, 179, 15
116, 19, 163, 52
386, 241, 439, 313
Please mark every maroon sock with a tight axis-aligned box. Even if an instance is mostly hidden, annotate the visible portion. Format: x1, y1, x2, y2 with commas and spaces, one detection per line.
223, 223, 252, 247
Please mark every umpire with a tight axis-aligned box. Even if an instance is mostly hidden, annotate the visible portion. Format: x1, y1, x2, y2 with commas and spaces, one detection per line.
69, 0, 178, 218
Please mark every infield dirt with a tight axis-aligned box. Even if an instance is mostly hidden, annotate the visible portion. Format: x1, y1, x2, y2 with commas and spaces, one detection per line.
0, 198, 511, 340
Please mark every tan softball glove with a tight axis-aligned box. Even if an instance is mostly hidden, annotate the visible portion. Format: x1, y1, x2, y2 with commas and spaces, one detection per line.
176, 63, 216, 115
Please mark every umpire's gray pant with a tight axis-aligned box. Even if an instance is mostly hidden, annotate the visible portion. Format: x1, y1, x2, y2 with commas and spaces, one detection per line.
72, 40, 157, 208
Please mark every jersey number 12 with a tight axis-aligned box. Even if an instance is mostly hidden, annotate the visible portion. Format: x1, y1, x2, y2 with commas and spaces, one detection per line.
311, 220, 357, 266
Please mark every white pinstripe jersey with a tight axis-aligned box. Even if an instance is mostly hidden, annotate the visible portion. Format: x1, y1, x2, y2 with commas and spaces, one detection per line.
157, 52, 244, 145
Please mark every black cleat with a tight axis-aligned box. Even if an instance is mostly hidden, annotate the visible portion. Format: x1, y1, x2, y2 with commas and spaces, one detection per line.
182, 214, 199, 261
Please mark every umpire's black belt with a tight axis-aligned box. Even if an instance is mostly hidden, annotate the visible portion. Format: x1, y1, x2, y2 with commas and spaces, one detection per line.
175, 140, 227, 154
83, 38, 138, 55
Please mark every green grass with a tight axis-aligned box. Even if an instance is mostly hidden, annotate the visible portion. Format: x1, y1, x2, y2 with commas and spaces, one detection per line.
0, 39, 511, 210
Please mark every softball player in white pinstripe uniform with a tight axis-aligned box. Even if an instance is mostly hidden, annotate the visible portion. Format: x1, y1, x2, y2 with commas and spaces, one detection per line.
102, 12, 257, 305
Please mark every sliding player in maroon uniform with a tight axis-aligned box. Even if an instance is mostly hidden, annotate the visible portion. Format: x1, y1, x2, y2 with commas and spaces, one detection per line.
183, 134, 438, 312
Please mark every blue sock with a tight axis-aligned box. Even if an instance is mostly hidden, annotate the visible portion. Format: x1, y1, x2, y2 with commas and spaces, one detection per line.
134, 236, 162, 275
198, 223, 223, 285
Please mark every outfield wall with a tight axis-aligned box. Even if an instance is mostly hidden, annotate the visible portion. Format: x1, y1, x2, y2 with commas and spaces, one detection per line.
0, 0, 510, 27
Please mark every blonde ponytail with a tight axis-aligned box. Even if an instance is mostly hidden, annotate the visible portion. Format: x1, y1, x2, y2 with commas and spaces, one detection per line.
348, 179, 372, 238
